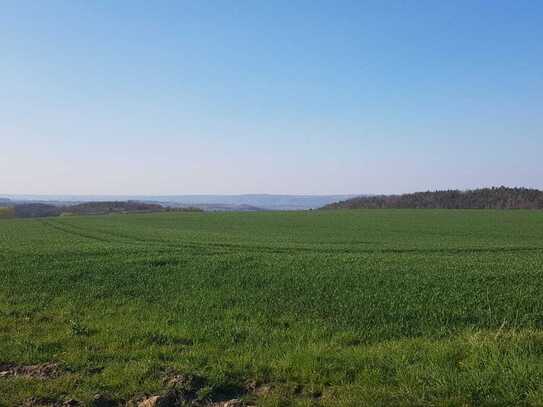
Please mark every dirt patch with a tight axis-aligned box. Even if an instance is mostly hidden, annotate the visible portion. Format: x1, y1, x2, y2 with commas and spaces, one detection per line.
131, 391, 177, 407
245, 380, 272, 397
126, 373, 207, 407
126, 372, 254, 406
134, 395, 162, 407
133, 395, 251, 407
164, 372, 207, 397
0, 362, 61, 379
107, 372, 278, 407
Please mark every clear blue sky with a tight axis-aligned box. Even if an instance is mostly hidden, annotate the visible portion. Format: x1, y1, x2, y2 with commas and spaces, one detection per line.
1, 0, 542, 195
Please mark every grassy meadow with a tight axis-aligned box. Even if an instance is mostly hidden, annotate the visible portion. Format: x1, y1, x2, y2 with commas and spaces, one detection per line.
1, 210, 543, 406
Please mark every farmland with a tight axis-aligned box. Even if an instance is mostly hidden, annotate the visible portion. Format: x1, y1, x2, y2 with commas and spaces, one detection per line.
1, 210, 543, 406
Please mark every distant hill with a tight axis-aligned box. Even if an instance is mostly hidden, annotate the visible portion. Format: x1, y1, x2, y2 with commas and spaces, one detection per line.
4, 194, 357, 211
322, 187, 543, 210
173, 203, 265, 212
160, 194, 357, 210
66, 201, 164, 215
14, 203, 63, 218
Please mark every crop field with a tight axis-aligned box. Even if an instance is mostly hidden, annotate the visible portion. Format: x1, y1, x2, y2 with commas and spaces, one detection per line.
1, 210, 543, 406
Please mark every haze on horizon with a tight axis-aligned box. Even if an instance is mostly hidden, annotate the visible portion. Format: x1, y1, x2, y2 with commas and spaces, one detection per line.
1, 1, 542, 196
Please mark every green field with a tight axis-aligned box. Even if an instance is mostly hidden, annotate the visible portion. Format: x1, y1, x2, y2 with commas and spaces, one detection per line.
1, 210, 543, 406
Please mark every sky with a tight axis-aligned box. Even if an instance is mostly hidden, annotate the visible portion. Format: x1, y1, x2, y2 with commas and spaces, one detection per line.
1, 0, 542, 195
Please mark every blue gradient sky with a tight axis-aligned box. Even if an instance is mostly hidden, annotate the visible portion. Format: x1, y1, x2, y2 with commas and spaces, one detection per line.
2, 1, 542, 195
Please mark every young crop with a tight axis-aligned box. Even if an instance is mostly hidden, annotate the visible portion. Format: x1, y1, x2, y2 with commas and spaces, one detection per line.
1, 210, 543, 405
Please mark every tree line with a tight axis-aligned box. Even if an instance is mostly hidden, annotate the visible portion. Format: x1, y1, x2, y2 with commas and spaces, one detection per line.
10, 201, 203, 218
322, 187, 543, 210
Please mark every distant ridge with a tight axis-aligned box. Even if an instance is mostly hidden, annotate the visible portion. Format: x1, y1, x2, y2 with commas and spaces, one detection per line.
3, 194, 356, 211
322, 187, 543, 210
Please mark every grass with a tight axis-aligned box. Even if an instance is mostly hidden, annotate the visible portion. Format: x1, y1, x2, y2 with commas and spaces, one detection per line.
1, 210, 543, 406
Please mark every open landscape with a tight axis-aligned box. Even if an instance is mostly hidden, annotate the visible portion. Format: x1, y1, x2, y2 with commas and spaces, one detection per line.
2, 209, 543, 406
3, 1, 543, 405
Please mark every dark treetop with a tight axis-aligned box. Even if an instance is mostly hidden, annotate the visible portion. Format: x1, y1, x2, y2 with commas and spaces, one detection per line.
323, 187, 543, 210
